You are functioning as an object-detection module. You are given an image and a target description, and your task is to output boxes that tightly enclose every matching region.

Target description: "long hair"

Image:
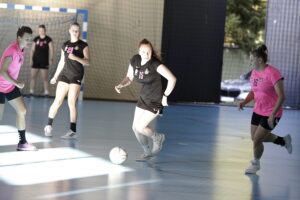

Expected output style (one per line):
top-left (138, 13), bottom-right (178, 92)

top-left (138, 39), bottom-right (161, 61)
top-left (251, 44), bottom-right (268, 63)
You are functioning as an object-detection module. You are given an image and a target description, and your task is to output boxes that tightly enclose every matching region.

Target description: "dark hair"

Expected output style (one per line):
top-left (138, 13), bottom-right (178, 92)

top-left (251, 44), bottom-right (268, 63)
top-left (138, 38), bottom-right (161, 61)
top-left (17, 26), bottom-right (32, 38)
top-left (38, 24), bottom-right (46, 30)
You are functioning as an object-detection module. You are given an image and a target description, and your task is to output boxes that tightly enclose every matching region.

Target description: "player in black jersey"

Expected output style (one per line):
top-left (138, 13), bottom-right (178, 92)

top-left (115, 39), bottom-right (176, 160)
top-left (29, 25), bottom-right (53, 97)
top-left (44, 22), bottom-right (90, 139)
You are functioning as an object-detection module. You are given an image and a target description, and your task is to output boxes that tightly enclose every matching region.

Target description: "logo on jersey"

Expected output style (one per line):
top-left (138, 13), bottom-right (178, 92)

top-left (253, 78), bottom-right (264, 87)
top-left (135, 69), bottom-right (138, 76)
top-left (39, 41), bottom-right (44, 47)
top-left (138, 71), bottom-right (144, 79)
top-left (145, 68), bottom-right (149, 75)
top-left (65, 46), bottom-right (74, 54)
top-left (76, 80), bottom-right (81, 83)
top-left (75, 46), bottom-right (79, 50)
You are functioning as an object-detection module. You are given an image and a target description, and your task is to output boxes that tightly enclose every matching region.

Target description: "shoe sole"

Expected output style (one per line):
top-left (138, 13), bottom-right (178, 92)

top-left (17, 148), bottom-right (38, 151)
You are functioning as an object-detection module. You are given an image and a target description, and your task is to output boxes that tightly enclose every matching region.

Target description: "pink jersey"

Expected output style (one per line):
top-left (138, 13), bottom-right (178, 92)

top-left (0, 42), bottom-right (25, 93)
top-left (250, 65), bottom-right (283, 117)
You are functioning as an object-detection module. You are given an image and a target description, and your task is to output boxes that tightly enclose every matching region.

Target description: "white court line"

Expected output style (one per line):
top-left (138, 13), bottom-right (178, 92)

top-left (0, 125), bottom-right (50, 146)
top-left (36, 179), bottom-right (160, 199)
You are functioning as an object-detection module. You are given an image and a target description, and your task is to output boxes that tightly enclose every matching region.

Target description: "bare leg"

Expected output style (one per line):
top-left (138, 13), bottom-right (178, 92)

top-left (67, 84), bottom-right (81, 123)
top-left (8, 96), bottom-right (26, 130)
top-left (48, 81), bottom-right (69, 118)
top-left (40, 69), bottom-right (49, 94)
top-left (0, 104), bottom-right (4, 121)
top-left (30, 68), bottom-right (39, 94)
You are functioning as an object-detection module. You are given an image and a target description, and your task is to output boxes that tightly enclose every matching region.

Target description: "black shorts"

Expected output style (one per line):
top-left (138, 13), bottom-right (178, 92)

top-left (0, 87), bottom-right (22, 104)
top-left (32, 63), bottom-right (49, 69)
top-left (251, 112), bottom-right (280, 130)
top-left (60, 75), bottom-right (82, 85)
top-left (137, 97), bottom-right (163, 115)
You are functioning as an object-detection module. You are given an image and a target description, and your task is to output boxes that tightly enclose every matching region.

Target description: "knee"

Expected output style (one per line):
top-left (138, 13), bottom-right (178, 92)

top-left (68, 101), bottom-right (76, 109)
top-left (253, 136), bottom-right (263, 145)
top-left (135, 124), bottom-right (145, 134)
top-left (17, 107), bottom-right (27, 116)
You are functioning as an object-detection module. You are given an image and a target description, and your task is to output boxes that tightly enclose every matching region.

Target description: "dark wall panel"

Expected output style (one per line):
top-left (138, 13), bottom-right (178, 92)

top-left (162, 0), bottom-right (227, 102)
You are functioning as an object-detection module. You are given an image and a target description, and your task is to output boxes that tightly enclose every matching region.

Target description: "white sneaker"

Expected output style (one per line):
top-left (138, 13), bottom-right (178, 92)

top-left (283, 134), bottom-right (292, 154)
top-left (61, 130), bottom-right (77, 139)
top-left (152, 133), bottom-right (165, 155)
top-left (245, 160), bottom-right (260, 174)
top-left (44, 125), bottom-right (53, 137)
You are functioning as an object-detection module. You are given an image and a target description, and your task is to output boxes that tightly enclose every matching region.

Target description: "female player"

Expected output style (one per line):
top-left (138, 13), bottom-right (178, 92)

top-left (29, 25), bottom-right (53, 97)
top-left (115, 39), bottom-right (176, 160)
top-left (0, 26), bottom-right (37, 151)
top-left (238, 44), bottom-right (292, 174)
top-left (44, 22), bottom-right (89, 138)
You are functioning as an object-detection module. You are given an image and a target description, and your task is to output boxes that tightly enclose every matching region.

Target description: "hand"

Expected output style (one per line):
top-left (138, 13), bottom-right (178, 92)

top-left (162, 96), bottom-right (168, 106)
top-left (50, 77), bottom-right (57, 85)
top-left (16, 81), bottom-right (25, 89)
top-left (114, 84), bottom-right (123, 93)
top-left (237, 101), bottom-right (245, 111)
top-left (68, 54), bottom-right (77, 61)
top-left (268, 115), bottom-right (275, 129)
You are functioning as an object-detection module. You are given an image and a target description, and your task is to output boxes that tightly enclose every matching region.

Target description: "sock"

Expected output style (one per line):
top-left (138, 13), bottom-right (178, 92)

top-left (70, 122), bottom-right (76, 132)
top-left (273, 136), bottom-right (285, 146)
top-left (44, 90), bottom-right (49, 95)
top-left (151, 132), bottom-right (158, 140)
top-left (18, 130), bottom-right (27, 144)
top-left (47, 118), bottom-right (54, 126)
top-left (252, 158), bottom-right (260, 165)
top-left (142, 145), bottom-right (151, 154)
top-left (30, 89), bottom-right (34, 94)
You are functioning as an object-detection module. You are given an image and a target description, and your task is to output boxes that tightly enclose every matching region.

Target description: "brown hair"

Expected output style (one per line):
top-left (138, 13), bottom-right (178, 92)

top-left (251, 44), bottom-right (268, 63)
top-left (138, 39), bottom-right (161, 61)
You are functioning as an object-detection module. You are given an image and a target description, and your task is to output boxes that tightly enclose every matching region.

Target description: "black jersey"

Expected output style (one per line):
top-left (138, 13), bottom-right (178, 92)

top-left (33, 36), bottom-right (52, 65)
top-left (60, 40), bottom-right (88, 81)
top-left (130, 54), bottom-right (163, 104)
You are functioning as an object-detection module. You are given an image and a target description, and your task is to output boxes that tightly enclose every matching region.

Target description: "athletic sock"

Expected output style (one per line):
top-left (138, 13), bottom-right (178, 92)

top-left (47, 118), bottom-right (54, 126)
top-left (18, 130), bottom-right (27, 144)
top-left (70, 122), bottom-right (76, 132)
top-left (273, 136), bottom-right (285, 146)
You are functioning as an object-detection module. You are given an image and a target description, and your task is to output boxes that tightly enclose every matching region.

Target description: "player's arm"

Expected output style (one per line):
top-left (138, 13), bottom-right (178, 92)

top-left (68, 46), bottom-right (90, 66)
top-left (48, 41), bottom-right (54, 66)
top-left (29, 42), bottom-right (36, 66)
top-left (114, 64), bottom-right (134, 93)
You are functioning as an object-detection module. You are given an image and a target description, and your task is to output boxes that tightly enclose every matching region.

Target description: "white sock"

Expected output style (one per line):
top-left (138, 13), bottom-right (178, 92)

top-left (142, 145), bottom-right (150, 153)
top-left (44, 90), bottom-right (49, 95)
top-left (30, 89), bottom-right (34, 94)
top-left (151, 132), bottom-right (158, 140)
top-left (252, 158), bottom-right (260, 165)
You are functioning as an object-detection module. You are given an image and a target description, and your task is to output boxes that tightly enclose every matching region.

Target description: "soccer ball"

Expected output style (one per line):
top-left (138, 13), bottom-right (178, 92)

top-left (109, 146), bottom-right (128, 165)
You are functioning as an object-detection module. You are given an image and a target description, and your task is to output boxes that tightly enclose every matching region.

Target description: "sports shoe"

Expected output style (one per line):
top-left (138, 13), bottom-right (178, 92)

top-left (17, 142), bottom-right (38, 151)
top-left (44, 125), bottom-right (53, 137)
top-left (135, 152), bottom-right (153, 162)
top-left (245, 160), bottom-right (260, 174)
top-left (283, 134), bottom-right (292, 154)
top-left (151, 133), bottom-right (165, 155)
top-left (61, 130), bottom-right (77, 139)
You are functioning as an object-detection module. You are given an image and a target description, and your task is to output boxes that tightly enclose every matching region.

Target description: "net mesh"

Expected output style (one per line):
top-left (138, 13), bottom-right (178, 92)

top-left (0, 8), bottom-right (83, 95)
top-left (0, 1), bottom-right (164, 102)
